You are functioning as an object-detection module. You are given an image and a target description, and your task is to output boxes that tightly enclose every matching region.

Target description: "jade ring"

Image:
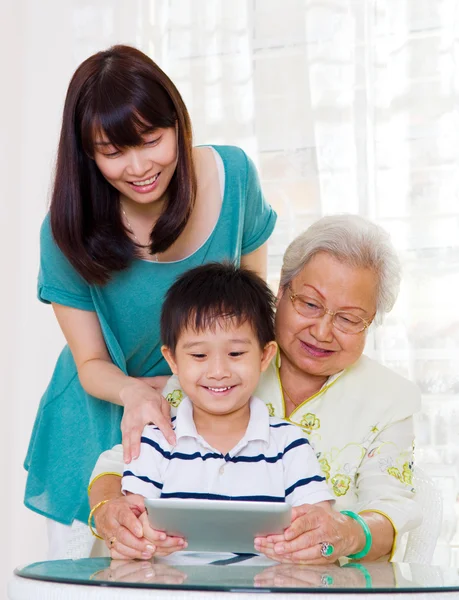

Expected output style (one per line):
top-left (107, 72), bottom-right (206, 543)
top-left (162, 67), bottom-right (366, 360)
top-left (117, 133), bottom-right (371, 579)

top-left (320, 542), bottom-right (335, 557)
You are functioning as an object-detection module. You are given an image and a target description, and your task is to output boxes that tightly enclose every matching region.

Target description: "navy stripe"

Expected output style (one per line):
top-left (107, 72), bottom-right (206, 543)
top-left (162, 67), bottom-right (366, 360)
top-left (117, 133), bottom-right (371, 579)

top-left (141, 437), bottom-right (222, 461)
top-left (123, 471), bottom-right (163, 490)
top-left (284, 437), bottom-right (310, 452)
top-left (269, 422), bottom-right (292, 428)
top-left (228, 452), bottom-right (283, 464)
top-left (228, 438), bottom-right (309, 462)
top-left (160, 492), bottom-right (285, 502)
top-left (142, 435), bottom-right (309, 464)
top-left (285, 475), bottom-right (326, 497)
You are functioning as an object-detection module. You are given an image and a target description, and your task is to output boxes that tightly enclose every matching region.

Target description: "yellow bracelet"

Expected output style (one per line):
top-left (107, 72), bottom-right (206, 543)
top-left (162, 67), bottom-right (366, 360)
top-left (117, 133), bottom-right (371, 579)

top-left (88, 499), bottom-right (110, 540)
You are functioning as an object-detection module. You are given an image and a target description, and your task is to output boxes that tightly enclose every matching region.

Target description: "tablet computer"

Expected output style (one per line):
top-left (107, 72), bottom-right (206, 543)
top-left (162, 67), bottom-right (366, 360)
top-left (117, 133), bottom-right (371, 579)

top-left (145, 498), bottom-right (292, 553)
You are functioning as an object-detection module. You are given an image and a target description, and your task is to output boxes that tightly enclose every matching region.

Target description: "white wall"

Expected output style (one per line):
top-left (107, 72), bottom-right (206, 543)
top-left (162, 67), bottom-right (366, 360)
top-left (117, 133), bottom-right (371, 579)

top-left (1, 0), bottom-right (144, 589)
top-left (3, 0), bottom-right (70, 587)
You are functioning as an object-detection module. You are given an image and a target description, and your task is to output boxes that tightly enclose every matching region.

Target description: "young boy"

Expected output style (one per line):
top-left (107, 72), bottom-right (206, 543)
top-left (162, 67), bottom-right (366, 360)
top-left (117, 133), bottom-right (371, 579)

top-left (121, 263), bottom-right (333, 553)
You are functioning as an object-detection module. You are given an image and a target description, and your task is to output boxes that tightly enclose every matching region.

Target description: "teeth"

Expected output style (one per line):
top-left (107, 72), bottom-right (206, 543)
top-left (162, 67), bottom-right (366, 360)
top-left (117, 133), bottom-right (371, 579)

top-left (131, 173), bottom-right (159, 186)
top-left (207, 386), bottom-right (232, 392)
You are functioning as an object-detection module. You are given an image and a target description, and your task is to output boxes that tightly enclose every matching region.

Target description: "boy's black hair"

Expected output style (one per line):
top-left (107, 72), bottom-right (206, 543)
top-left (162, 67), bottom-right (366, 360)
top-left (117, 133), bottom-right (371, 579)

top-left (161, 262), bottom-right (276, 352)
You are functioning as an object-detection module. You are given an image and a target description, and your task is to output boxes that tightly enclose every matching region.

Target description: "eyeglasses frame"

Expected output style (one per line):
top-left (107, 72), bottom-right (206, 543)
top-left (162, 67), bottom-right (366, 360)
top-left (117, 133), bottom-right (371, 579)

top-left (287, 284), bottom-right (373, 335)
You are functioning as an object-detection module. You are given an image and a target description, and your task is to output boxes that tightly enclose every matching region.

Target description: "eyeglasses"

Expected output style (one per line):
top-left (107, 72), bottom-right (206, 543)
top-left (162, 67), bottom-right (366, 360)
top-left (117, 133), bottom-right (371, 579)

top-left (288, 285), bottom-right (372, 335)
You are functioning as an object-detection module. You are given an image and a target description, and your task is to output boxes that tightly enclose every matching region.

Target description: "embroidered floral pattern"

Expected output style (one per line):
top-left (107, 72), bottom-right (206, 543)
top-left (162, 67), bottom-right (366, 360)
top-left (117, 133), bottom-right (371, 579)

top-left (266, 403), bottom-right (275, 417)
top-left (331, 474), bottom-right (351, 496)
top-left (319, 458), bottom-right (331, 481)
top-left (166, 389), bottom-right (183, 407)
top-left (402, 462), bottom-right (413, 485)
top-left (300, 413), bottom-right (320, 433)
top-left (387, 461), bottom-right (413, 485)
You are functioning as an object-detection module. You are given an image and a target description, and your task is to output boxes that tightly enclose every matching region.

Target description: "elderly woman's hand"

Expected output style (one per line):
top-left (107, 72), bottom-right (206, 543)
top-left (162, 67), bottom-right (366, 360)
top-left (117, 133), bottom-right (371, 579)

top-left (94, 494), bottom-right (186, 559)
top-left (254, 503), bottom-right (365, 564)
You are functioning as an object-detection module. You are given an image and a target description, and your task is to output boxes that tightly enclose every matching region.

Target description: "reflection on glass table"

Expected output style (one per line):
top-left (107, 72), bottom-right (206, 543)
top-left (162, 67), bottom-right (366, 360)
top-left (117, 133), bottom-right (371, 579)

top-left (14, 554), bottom-right (459, 593)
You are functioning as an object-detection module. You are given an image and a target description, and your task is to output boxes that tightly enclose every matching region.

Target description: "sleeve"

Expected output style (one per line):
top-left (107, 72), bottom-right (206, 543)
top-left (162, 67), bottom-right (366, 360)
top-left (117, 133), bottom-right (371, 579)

top-left (282, 427), bottom-right (335, 507)
top-left (88, 444), bottom-right (124, 493)
top-left (38, 214), bottom-right (94, 310)
top-left (121, 426), bottom-right (166, 499)
top-left (353, 414), bottom-right (423, 552)
top-left (241, 153), bottom-right (277, 256)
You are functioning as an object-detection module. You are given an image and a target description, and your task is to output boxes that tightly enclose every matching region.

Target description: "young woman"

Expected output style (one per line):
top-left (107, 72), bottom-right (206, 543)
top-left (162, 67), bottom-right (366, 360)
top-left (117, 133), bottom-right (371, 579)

top-left (24, 45), bottom-right (276, 556)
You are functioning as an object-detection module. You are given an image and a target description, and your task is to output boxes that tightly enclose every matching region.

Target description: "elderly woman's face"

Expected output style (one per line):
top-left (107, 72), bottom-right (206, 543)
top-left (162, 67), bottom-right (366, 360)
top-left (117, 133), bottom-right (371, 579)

top-left (275, 252), bottom-right (378, 378)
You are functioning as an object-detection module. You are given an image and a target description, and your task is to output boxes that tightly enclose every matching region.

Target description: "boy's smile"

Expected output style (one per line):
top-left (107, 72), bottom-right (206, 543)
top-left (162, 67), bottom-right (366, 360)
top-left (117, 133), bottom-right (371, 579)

top-left (162, 319), bottom-right (276, 420)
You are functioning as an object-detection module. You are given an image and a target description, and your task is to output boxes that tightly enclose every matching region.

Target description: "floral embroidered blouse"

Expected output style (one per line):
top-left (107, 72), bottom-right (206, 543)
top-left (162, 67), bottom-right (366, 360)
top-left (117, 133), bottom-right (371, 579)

top-left (90, 353), bottom-right (422, 557)
top-left (252, 353), bottom-right (422, 555)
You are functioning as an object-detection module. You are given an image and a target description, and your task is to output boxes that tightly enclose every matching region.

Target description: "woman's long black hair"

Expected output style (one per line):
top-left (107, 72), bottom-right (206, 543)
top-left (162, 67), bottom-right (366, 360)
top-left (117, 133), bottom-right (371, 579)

top-left (50, 45), bottom-right (196, 284)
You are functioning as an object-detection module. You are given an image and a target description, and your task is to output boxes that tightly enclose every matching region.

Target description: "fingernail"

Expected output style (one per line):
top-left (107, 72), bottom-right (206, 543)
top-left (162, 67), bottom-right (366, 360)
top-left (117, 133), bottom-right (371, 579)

top-left (159, 533), bottom-right (166, 541)
top-left (183, 542), bottom-right (188, 548)
top-left (144, 571), bottom-right (153, 578)
top-left (141, 552), bottom-right (152, 558)
top-left (146, 545), bottom-right (155, 552)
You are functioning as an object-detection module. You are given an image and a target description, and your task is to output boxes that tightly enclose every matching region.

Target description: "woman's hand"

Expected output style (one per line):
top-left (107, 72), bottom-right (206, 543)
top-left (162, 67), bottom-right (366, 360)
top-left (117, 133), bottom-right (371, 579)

top-left (120, 378), bottom-right (175, 462)
top-left (94, 494), bottom-right (153, 559)
top-left (254, 503), bottom-right (365, 564)
top-left (94, 494), bottom-right (186, 559)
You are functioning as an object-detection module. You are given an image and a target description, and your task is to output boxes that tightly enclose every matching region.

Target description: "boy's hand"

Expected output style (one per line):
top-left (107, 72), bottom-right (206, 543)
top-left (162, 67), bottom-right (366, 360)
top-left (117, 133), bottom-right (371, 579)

top-left (138, 512), bottom-right (187, 557)
top-left (119, 379), bottom-right (176, 462)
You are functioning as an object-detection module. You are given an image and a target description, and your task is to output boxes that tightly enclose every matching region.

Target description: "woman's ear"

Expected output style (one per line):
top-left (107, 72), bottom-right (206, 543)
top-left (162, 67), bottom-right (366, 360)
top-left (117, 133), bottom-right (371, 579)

top-left (260, 341), bottom-right (277, 372)
top-left (161, 345), bottom-right (178, 375)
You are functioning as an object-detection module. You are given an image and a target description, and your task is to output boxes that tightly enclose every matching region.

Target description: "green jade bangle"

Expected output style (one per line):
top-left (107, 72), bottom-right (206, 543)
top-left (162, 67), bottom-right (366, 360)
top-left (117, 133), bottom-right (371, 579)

top-left (340, 510), bottom-right (373, 560)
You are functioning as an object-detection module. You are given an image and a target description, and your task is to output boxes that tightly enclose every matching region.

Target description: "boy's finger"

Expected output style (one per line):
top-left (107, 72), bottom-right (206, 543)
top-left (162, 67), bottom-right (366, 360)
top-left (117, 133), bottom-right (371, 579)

top-left (154, 542), bottom-right (188, 556)
top-left (155, 536), bottom-right (186, 548)
top-left (111, 540), bottom-right (155, 560)
top-left (263, 533), bottom-right (285, 544)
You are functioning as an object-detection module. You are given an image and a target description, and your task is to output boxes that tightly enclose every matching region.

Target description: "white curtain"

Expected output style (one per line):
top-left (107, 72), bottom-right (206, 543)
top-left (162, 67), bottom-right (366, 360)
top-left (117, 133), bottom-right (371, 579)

top-left (3, 0), bottom-right (459, 586)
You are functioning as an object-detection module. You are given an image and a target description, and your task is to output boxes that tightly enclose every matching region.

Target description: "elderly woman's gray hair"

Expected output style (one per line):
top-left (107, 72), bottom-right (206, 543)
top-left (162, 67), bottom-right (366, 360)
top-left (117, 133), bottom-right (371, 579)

top-left (280, 214), bottom-right (401, 325)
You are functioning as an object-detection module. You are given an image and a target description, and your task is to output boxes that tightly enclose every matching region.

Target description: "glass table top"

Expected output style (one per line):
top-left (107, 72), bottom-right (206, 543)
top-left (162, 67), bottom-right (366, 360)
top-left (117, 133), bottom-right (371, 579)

top-left (14, 553), bottom-right (459, 593)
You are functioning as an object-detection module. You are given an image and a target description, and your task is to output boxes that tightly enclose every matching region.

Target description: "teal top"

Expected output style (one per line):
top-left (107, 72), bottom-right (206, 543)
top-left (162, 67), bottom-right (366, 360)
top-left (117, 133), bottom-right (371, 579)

top-left (24, 145), bottom-right (277, 525)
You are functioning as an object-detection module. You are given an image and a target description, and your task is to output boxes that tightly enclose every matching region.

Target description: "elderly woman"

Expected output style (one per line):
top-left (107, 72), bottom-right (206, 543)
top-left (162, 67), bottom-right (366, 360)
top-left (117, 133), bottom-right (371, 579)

top-left (88, 214), bottom-right (421, 563)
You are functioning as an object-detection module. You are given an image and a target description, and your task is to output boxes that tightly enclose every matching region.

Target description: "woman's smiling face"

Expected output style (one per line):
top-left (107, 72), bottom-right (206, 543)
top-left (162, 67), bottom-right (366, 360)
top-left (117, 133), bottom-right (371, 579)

top-left (275, 252), bottom-right (378, 379)
top-left (93, 126), bottom-right (178, 207)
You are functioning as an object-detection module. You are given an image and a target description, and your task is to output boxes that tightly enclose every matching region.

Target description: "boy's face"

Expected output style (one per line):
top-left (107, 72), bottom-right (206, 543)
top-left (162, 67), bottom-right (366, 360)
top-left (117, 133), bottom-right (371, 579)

top-left (162, 319), bottom-right (277, 417)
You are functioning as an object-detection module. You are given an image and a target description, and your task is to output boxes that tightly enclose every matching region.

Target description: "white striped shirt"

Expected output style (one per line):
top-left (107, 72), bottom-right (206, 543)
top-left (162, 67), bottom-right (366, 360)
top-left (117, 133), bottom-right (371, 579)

top-left (122, 396), bottom-right (333, 506)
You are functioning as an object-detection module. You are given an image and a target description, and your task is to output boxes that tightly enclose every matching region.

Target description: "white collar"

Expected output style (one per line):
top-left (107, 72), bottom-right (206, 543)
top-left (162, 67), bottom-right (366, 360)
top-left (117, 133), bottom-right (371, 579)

top-left (174, 396), bottom-right (270, 447)
top-left (275, 350), bottom-right (344, 391)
